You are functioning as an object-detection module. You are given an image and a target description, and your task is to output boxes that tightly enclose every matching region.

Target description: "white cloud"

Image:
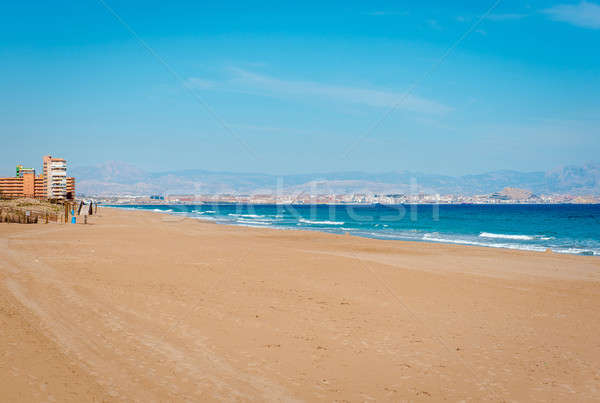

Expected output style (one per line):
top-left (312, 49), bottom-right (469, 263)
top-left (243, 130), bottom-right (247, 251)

top-left (486, 13), bottom-right (528, 21)
top-left (367, 11), bottom-right (388, 16)
top-left (185, 68), bottom-right (451, 115)
top-left (457, 13), bottom-right (528, 23)
top-left (427, 19), bottom-right (442, 30)
top-left (184, 78), bottom-right (215, 89)
top-left (366, 10), bottom-right (408, 17)
top-left (544, 1), bottom-right (600, 29)
top-left (226, 68), bottom-right (451, 115)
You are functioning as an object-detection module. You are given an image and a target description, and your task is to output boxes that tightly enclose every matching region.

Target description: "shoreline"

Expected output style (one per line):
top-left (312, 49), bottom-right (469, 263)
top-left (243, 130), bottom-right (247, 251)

top-left (1, 207), bottom-right (599, 400)
top-left (102, 201), bottom-right (600, 206)
top-left (105, 204), bottom-right (600, 257)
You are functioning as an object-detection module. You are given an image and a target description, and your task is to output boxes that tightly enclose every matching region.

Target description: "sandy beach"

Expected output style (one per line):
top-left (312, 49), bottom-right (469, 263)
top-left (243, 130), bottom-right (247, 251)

top-left (1, 207), bottom-right (599, 401)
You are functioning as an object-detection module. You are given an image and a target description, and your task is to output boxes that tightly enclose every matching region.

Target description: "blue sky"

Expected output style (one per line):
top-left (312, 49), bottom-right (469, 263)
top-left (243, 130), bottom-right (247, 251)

top-left (1, 0), bottom-right (599, 175)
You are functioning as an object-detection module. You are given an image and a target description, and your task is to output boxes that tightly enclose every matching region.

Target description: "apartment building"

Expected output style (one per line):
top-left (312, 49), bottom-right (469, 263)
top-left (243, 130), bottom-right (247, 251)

top-left (0, 155), bottom-right (75, 199)
top-left (43, 155), bottom-right (68, 198)
top-left (16, 165), bottom-right (35, 177)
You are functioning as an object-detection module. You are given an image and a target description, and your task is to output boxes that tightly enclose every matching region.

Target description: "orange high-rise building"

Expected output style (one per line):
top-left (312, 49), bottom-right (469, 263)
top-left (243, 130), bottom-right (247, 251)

top-left (0, 155), bottom-right (75, 199)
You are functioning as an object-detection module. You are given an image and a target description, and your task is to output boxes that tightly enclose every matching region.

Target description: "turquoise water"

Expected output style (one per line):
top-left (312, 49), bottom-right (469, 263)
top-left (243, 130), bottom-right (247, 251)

top-left (109, 204), bottom-right (600, 256)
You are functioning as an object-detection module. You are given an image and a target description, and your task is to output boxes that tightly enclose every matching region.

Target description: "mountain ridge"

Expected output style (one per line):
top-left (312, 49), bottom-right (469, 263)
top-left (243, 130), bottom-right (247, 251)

top-left (70, 161), bottom-right (600, 196)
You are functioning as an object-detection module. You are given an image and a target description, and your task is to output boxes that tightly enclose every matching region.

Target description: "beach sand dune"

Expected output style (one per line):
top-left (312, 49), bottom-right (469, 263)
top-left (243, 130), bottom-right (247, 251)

top-left (1, 208), bottom-right (599, 401)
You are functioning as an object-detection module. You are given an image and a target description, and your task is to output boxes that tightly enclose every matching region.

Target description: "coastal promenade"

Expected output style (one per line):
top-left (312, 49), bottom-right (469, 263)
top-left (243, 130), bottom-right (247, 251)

top-left (1, 208), bottom-right (599, 401)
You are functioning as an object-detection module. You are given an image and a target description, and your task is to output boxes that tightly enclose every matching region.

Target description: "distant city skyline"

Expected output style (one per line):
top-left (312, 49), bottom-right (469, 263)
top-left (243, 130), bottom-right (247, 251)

top-left (69, 160), bottom-right (600, 197)
top-left (1, 1), bottom-right (599, 175)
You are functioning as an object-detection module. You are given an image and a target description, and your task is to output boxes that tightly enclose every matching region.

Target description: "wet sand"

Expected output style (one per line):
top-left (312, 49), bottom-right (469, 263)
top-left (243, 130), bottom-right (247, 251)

top-left (1, 207), bottom-right (599, 401)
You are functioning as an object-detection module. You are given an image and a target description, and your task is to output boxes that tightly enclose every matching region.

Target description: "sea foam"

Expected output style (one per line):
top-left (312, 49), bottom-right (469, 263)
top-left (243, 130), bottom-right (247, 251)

top-left (479, 232), bottom-right (535, 241)
top-left (424, 233), bottom-right (547, 252)
top-left (298, 218), bottom-right (344, 225)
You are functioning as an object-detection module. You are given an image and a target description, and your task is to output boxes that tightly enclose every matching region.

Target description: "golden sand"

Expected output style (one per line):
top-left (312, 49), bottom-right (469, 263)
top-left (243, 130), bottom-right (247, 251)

top-left (1, 207), bottom-right (599, 401)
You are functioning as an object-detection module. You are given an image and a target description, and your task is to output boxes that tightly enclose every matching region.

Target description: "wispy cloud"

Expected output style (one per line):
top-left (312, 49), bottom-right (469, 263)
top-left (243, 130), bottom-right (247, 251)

top-left (366, 10), bottom-right (409, 17)
top-left (543, 1), bottom-right (600, 29)
top-left (486, 13), bottom-right (528, 21)
top-left (457, 13), bottom-right (528, 23)
top-left (232, 68), bottom-right (451, 115)
top-left (427, 19), bottom-right (442, 30)
top-left (229, 123), bottom-right (325, 136)
top-left (367, 11), bottom-right (388, 16)
top-left (184, 78), bottom-right (215, 90)
top-left (186, 68), bottom-right (452, 115)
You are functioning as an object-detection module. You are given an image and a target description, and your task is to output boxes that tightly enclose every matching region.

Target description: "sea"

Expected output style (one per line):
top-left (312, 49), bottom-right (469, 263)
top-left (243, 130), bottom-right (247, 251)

top-left (108, 204), bottom-right (600, 256)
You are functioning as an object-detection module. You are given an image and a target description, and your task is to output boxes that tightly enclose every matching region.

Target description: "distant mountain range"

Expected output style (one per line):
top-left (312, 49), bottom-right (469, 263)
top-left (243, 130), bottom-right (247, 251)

top-left (71, 161), bottom-right (600, 196)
